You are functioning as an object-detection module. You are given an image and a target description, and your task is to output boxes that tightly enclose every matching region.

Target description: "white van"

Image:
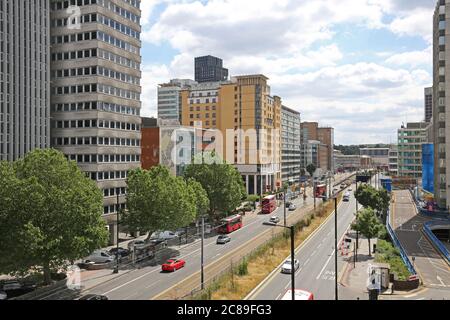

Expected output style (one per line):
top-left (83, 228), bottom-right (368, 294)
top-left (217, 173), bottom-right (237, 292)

top-left (84, 250), bottom-right (115, 264)
top-left (150, 231), bottom-right (178, 241)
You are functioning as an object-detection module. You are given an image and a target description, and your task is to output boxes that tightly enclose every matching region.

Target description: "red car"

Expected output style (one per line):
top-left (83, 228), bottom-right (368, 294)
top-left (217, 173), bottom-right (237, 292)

top-left (161, 259), bottom-right (186, 272)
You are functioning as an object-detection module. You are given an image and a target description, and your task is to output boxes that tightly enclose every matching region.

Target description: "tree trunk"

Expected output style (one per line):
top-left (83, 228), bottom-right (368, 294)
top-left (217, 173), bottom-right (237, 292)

top-left (43, 261), bottom-right (52, 286)
top-left (368, 238), bottom-right (372, 257)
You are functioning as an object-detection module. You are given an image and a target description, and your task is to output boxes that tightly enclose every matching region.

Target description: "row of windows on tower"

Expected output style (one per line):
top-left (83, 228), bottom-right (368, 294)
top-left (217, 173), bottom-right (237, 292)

top-left (51, 48), bottom-right (140, 70)
top-left (51, 0), bottom-right (140, 23)
top-left (51, 65), bottom-right (140, 85)
top-left (52, 119), bottom-right (140, 131)
top-left (51, 31), bottom-right (139, 55)
top-left (51, 12), bottom-right (140, 40)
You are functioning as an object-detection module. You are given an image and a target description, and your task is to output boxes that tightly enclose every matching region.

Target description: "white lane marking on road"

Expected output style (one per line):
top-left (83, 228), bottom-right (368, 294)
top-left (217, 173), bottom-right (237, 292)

top-left (276, 293), bottom-right (281, 300)
top-left (102, 268), bottom-right (162, 295)
top-left (437, 276), bottom-right (447, 287)
top-left (311, 250), bottom-right (317, 256)
top-left (316, 249), bottom-right (335, 280)
top-left (304, 258), bottom-right (311, 265)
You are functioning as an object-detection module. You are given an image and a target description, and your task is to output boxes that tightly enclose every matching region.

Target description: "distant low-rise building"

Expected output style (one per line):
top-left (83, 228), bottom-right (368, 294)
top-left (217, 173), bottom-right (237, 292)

top-left (300, 122), bottom-right (334, 173)
top-left (360, 148), bottom-right (390, 171)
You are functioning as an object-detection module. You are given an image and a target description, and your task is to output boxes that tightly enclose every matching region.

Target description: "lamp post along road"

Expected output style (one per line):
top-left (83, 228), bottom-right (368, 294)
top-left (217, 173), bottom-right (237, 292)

top-left (334, 195), bottom-right (338, 300)
top-left (263, 222), bottom-right (296, 300)
top-left (201, 215), bottom-right (205, 290)
top-left (113, 194), bottom-right (120, 274)
top-left (284, 189), bottom-right (287, 227)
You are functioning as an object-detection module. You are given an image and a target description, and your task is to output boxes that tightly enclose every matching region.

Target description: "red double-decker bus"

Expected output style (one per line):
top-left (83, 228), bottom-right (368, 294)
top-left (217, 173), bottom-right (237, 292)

top-left (262, 195), bottom-right (277, 214)
top-left (315, 184), bottom-right (327, 198)
top-left (218, 214), bottom-right (243, 234)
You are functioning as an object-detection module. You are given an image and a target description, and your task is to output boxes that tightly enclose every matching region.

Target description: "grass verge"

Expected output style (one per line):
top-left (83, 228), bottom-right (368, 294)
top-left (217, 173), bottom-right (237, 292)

top-left (192, 196), bottom-right (342, 300)
top-left (375, 239), bottom-right (410, 281)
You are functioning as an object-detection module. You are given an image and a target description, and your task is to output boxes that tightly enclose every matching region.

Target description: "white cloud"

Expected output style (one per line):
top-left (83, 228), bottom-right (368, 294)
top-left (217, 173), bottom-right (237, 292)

top-left (139, 0), bottom-right (435, 144)
top-left (385, 46), bottom-right (432, 67)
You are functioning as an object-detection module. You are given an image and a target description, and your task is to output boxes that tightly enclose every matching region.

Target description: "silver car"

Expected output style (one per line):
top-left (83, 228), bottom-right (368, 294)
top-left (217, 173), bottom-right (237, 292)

top-left (217, 235), bottom-right (231, 244)
top-left (281, 259), bottom-right (300, 274)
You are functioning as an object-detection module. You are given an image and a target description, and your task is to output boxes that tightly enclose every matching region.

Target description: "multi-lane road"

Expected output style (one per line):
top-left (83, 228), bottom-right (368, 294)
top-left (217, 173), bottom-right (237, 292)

top-left (80, 173), bottom-right (353, 300)
top-left (248, 183), bottom-right (358, 300)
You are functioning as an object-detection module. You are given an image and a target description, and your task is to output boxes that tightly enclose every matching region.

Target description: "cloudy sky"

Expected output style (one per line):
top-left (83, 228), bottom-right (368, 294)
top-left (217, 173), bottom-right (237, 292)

top-left (139, 0), bottom-right (435, 145)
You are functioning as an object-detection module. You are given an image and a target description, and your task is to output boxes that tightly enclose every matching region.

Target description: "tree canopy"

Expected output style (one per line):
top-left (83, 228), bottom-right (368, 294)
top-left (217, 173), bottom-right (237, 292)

top-left (355, 184), bottom-right (391, 221)
top-left (184, 152), bottom-right (246, 222)
top-left (306, 163), bottom-right (316, 178)
top-left (351, 208), bottom-right (383, 257)
top-left (124, 166), bottom-right (203, 237)
top-left (0, 149), bottom-right (108, 284)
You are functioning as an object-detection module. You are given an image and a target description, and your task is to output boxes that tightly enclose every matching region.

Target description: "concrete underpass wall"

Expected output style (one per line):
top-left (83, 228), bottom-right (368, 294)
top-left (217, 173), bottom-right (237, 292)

top-left (423, 222), bottom-right (450, 264)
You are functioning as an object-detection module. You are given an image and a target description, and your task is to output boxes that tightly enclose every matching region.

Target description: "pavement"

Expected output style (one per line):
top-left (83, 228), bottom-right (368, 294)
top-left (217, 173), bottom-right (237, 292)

top-left (339, 235), bottom-right (377, 300)
top-left (391, 190), bottom-right (450, 290)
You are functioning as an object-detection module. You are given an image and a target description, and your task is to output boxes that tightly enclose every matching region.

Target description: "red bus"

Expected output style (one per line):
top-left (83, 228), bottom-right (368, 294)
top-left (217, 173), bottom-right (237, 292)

top-left (262, 195), bottom-right (277, 214)
top-left (218, 214), bottom-right (243, 234)
top-left (315, 184), bottom-right (327, 198)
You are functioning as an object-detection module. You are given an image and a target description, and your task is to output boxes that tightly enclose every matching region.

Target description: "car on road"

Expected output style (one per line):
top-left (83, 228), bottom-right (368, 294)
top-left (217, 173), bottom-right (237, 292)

top-left (216, 235), bottom-right (231, 244)
top-left (281, 259), bottom-right (300, 274)
top-left (127, 239), bottom-right (147, 250)
top-left (281, 289), bottom-right (314, 300)
top-left (79, 294), bottom-right (109, 300)
top-left (285, 201), bottom-right (293, 208)
top-left (109, 247), bottom-right (130, 258)
top-left (269, 216), bottom-right (281, 224)
top-left (151, 231), bottom-right (179, 241)
top-left (343, 192), bottom-right (351, 202)
top-left (161, 259), bottom-right (186, 272)
top-left (288, 203), bottom-right (296, 211)
top-left (348, 187), bottom-right (353, 192)
top-left (340, 183), bottom-right (346, 189)
top-left (84, 250), bottom-right (115, 264)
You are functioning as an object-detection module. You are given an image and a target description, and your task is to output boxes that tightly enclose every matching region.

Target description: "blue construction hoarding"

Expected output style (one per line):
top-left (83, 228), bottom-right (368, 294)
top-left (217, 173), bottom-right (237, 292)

top-left (381, 179), bottom-right (392, 192)
top-left (422, 144), bottom-right (434, 193)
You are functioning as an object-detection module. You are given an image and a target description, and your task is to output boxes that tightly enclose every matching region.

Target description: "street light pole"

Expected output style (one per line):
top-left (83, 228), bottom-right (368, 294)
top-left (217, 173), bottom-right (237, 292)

top-left (263, 222), bottom-right (296, 301)
top-left (201, 215), bottom-right (205, 290)
top-left (334, 196), bottom-right (338, 300)
top-left (355, 180), bottom-right (359, 252)
top-left (284, 188), bottom-right (287, 227)
top-left (313, 181), bottom-right (316, 210)
top-left (113, 194), bottom-right (120, 274)
top-left (290, 226), bottom-right (295, 301)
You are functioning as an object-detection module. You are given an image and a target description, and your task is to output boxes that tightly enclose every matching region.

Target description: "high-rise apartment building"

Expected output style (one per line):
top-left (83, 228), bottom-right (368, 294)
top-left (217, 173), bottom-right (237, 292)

top-left (425, 87), bottom-right (433, 123)
top-left (433, 0), bottom-right (450, 208)
top-left (49, 0), bottom-right (142, 243)
top-left (195, 56), bottom-right (229, 83)
top-left (180, 74), bottom-right (282, 195)
top-left (0, 0), bottom-right (51, 161)
top-left (158, 79), bottom-right (197, 123)
top-left (281, 106), bottom-right (301, 185)
top-left (398, 122), bottom-right (430, 179)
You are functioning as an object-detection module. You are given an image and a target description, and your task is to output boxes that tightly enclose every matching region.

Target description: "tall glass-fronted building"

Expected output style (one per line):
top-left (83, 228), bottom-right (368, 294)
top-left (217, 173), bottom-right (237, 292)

top-left (0, 0), bottom-right (51, 161)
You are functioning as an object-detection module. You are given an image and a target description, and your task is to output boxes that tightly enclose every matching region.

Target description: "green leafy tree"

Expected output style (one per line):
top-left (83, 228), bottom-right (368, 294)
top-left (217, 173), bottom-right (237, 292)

top-left (124, 166), bottom-right (197, 238)
top-left (187, 179), bottom-right (210, 219)
top-left (351, 208), bottom-right (383, 257)
top-left (184, 152), bottom-right (246, 222)
top-left (355, 184), bottom-right (391, 223)
top-left (306, 163), bottom-right (316, 178)
top-left (0, 149), bottom-right (108, 284)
